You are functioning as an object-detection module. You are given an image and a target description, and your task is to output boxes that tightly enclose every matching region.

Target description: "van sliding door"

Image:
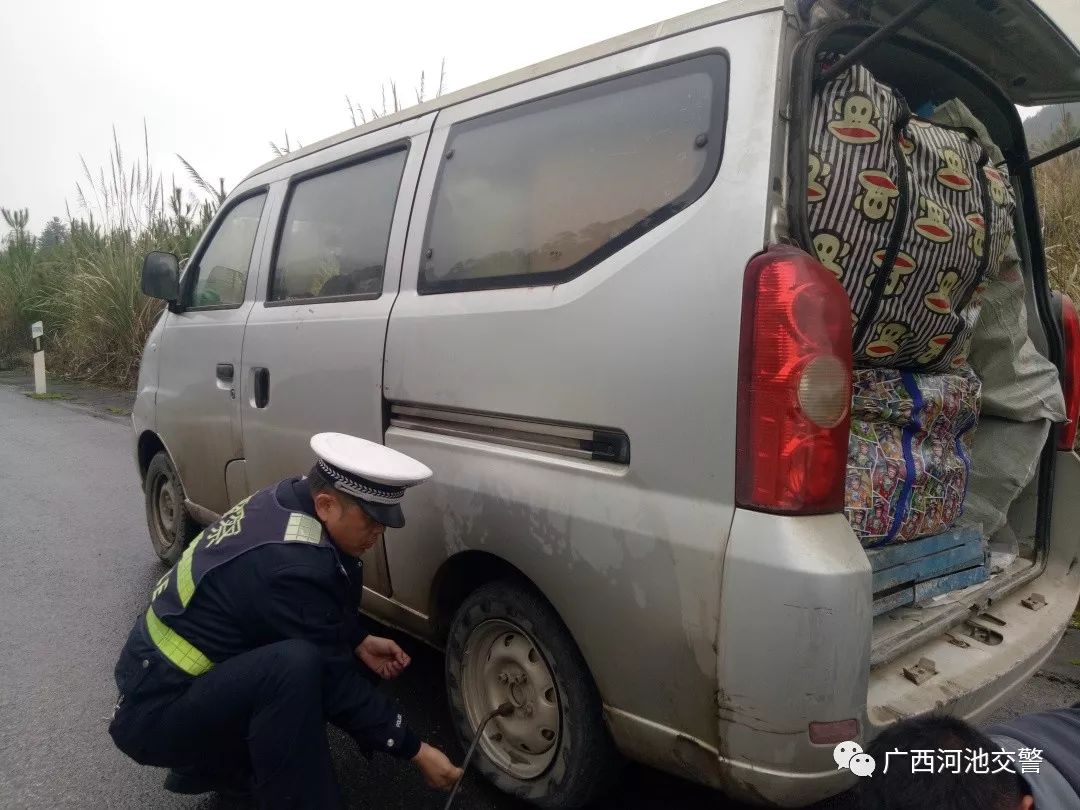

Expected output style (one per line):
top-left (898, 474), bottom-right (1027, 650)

top-left (238, 113), bottom-right (435, 596)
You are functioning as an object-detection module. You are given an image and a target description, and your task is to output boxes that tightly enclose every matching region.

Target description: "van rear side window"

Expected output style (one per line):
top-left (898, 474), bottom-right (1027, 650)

top-left (419, 53), bottom-right (728, 294)
top-left (269, 148), bottom-right (408, 303)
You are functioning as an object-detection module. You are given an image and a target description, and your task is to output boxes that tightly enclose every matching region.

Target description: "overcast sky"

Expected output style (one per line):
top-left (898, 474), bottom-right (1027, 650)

top-left (0, 0), bottom-right (719, 234)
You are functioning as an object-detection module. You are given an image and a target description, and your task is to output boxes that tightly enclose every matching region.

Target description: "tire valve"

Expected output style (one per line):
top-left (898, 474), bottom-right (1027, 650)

top-left (443, 702), bottom-right (515, 810)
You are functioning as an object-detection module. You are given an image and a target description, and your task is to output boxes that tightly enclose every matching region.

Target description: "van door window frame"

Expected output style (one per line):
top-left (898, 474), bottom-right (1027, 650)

top-left (263, 142), bottom-right (411, 308)
top-left (416, 50), bottom-right (730, 295)
top-left (178, 186), bottom-right (269, 313)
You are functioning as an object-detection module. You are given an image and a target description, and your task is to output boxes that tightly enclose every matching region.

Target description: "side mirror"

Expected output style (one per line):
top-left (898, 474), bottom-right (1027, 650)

top-left (141, 251), bottom-right (180, 303)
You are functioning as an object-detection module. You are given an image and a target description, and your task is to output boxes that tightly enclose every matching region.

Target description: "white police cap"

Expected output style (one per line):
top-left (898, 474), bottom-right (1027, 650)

top-left (309, 433), bottom-right (432, 528)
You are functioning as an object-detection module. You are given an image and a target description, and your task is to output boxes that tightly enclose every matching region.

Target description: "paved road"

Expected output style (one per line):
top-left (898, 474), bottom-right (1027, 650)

top-left (1, 382), bottom-right (1077, 809)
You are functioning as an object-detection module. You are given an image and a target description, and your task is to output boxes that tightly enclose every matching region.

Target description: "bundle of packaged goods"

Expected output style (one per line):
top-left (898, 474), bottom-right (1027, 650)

top-left (804, 58), bottom-right (1029, 603)
top-left (808, 64), bottom-right (1014, 376)
top-left (845, 366), bottom-right (980, 547)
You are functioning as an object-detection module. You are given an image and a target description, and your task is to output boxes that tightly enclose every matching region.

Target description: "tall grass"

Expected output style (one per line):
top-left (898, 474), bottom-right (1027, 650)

top-left (0, 127), bottom-right (216, 385)
top-left (1, 69), bottom-right (445, 388)
top-left (0, 208), bottom-right (41, 361)
top-left (1034, 114), bottom-right (1080, 302)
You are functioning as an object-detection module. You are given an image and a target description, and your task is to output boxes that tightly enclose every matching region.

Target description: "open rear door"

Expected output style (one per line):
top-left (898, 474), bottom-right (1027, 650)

top-left (813, 0), bottom-right (1080, 104)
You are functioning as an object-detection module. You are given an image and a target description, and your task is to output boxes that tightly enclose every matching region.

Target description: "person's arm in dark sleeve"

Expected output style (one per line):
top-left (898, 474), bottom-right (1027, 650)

top-left (252, 556), bottom-right (421, 759)
top-left (339, 554), bottom-right (370, 650)
top-left (345, 611), bottom-right (369, 651)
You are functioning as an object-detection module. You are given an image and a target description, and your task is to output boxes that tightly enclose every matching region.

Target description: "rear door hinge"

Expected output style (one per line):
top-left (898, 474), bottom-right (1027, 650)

top-left (903, 657), bottom-right (938, 685)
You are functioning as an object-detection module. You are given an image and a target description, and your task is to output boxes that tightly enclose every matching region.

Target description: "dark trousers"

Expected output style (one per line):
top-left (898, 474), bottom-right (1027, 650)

top-left (110, 636), bottom-right (342, 809)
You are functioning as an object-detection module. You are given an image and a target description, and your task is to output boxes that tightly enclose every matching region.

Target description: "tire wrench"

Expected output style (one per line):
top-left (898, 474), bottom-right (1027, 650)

top-left (443, 702), bottom-right (515, 810)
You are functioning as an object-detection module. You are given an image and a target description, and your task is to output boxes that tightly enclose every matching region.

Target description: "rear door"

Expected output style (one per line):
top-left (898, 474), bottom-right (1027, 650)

top-left (855, 0), bottom-right (1080, 104)
top-left (154, 190), bottom-right (270, 515)
top-left (239, 114), bottom-right (434, 594)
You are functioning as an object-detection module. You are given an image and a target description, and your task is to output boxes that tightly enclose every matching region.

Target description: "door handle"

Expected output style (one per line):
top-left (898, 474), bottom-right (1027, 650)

top-left (253, 367), bottom-right (270, 408)
top-left (216, 363), bottom-right (234, 383)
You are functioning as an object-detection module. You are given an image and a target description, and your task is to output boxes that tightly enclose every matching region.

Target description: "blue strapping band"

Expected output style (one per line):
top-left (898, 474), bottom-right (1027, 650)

top-left (884, 372), bottom-right (923, 545)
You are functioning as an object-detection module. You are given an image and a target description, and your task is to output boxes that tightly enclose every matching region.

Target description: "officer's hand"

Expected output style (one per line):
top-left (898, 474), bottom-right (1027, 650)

top-left (412, 742), bottom-right (464, 791)
top-left (356, 635), bottom-right (411, 679)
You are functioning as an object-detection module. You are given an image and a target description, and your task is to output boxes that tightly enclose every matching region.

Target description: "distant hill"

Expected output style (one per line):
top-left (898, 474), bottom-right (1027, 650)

top-left (1023, 103), bottom-right (1080, 148)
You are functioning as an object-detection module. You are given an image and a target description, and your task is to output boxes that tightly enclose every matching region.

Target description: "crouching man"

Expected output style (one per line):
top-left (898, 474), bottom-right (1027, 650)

top-left (109, 432), bottom-right (462, 808)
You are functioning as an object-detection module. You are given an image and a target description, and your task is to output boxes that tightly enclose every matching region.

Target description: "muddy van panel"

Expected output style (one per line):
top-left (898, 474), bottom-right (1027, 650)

top-left (715, 511), bottom-right (872, 806)
top-left (382, 5), bottom-right (784, 764)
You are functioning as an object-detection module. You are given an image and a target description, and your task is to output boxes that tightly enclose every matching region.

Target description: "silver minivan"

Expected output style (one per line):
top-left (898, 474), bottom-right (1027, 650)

top-left (133, 1), bottom-right (1080, 806)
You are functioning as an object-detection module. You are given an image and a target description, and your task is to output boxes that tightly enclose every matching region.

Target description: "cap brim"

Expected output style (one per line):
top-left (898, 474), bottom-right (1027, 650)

top-left (356, 499), bottom-right (405, 529)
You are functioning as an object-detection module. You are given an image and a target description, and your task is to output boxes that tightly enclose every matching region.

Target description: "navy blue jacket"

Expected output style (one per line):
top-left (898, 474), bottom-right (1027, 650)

top-left (117, 477), bottom-right (420, 759)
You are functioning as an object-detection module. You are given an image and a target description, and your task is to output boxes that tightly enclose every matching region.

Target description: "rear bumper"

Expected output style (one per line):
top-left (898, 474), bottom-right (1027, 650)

top-left (699, 451), bottom-right (1080, 807)
top-left (709, 571), bottom-right (1074, 806)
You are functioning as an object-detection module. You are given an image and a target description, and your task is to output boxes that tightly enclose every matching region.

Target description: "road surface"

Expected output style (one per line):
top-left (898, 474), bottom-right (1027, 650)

top-left (1, 381), bottom-right (1076, 809)
top-left (0, 384), bottom-right (723, 809)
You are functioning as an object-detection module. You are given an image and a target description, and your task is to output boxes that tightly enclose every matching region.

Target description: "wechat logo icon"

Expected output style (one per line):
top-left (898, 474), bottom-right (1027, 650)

top-left (834, 741), bottom-right (876, 777)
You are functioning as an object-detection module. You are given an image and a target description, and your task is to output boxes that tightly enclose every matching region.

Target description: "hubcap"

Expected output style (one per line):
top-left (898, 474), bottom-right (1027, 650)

top-left (154, 474), bottom-right (178, 545)
top-left (461, 619), bottom-right (560, 779)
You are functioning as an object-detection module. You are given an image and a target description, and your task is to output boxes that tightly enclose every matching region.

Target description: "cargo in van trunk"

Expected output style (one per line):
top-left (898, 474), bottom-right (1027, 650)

top-left (788, 17), bottom-right (1068, 652)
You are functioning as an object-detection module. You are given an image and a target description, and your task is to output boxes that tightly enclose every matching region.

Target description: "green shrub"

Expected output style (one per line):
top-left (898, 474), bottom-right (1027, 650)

top-left (0, 129), bottom-right (215, 386)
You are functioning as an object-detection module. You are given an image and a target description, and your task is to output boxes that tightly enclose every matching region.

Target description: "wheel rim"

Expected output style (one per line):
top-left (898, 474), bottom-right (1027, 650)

top-left (152, 472), bottom-right (178, 550)
top-left (461, 619), bottom-right (561, 779)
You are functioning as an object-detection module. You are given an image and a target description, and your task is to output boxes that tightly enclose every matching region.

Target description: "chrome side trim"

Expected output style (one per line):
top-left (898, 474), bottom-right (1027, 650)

top-left (388, 403), bottom-right (630, 464)
top-left (361, 588), bottom-right (439, 648)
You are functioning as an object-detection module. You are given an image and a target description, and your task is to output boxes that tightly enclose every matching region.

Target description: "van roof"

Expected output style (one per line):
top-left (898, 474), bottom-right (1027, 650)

top-left (244, 0), bottom-right (782, 182)
top-left (245, 0), bottom-right (1080, 184)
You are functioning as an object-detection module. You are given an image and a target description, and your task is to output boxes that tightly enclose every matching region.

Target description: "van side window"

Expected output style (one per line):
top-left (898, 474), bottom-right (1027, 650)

top-left (189, 193), bottom-right (266, 308)
top-left (269, 149), bottom-right (408, 303)
top-left (420, 53), bottom-right (728, 294)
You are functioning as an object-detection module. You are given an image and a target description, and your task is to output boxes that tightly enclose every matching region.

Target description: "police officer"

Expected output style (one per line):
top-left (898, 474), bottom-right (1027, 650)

top-left (108, 432), bottom-right (463, 807)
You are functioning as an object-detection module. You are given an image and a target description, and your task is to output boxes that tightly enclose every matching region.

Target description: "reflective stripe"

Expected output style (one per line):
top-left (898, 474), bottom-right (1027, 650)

top-left (145, 607), bottom-right (213, 676)
top-left (176, 531), bottom-right (202, 607)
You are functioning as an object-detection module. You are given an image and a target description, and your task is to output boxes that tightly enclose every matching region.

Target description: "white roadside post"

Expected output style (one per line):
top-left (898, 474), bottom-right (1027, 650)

top-left (31, 321), bottom-right (46, 394)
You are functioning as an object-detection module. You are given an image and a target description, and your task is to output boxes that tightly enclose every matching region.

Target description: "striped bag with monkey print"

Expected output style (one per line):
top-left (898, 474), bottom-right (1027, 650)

top-left (806, 61), bottom-right (1015, 372)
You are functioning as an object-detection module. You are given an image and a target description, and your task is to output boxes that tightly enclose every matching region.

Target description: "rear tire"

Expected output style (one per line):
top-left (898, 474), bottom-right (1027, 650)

top-left (444, 580), bottom-right (622, 808)
top-left (144, 451), bottom-right (199, 566)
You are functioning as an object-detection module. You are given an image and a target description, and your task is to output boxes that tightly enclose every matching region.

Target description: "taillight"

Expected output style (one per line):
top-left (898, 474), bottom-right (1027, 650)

top-left (736, 245), bottom-right (853, 514)
top-left (1057, 292), bottom-right (1080, 451)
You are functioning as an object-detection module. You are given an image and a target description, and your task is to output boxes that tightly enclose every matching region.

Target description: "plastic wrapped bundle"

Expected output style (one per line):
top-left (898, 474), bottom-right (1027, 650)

top-left (806, 62), bottom-right (1015, 372)
top-left (845, 365), bottom-right (981, 546)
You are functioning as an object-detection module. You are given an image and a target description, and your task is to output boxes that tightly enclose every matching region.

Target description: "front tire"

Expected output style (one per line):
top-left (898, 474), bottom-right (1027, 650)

top-left (144, 451), bottom-right (199, 565)
top-left (445, 580), bottom-right (622, 808)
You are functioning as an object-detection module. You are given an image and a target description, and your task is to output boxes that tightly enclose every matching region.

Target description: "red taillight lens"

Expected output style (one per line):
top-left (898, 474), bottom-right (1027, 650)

top-left (736, 246), bottom-right (853, 514)
top-left (1058, 293), bottom-right (1080, 451)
